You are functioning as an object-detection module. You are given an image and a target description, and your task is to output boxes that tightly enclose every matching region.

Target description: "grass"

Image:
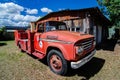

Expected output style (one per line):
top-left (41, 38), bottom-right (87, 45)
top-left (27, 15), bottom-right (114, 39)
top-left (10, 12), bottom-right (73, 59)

top-left (0, 40), bottom-right (120, 80)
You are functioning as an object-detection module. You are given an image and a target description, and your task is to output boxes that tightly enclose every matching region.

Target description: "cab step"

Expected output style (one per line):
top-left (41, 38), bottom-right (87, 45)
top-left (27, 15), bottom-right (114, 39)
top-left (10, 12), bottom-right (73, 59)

top-left (32, 51), bottom-right (45, 59)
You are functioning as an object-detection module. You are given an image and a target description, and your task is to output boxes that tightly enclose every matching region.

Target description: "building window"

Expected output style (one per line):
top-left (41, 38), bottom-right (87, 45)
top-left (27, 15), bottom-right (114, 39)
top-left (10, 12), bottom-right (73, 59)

top-left (64, 19), bottom-right (84, 32)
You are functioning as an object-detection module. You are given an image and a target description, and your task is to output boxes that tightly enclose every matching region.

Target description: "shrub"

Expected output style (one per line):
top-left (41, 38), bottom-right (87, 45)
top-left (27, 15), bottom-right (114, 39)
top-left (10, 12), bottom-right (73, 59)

top-left (0, 26), bottom-right (6, 40)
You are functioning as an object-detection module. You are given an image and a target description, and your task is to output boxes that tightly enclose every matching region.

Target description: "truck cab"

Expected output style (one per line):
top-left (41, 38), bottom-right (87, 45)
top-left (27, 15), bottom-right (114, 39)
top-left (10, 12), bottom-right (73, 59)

top-left (14, 21), bottom-right (96, 75)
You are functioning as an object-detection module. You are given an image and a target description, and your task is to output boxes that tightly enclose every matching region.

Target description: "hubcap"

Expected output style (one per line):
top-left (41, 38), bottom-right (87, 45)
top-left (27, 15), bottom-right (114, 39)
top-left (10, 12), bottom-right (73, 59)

top-left (50, 55), bottom-right (62, 71)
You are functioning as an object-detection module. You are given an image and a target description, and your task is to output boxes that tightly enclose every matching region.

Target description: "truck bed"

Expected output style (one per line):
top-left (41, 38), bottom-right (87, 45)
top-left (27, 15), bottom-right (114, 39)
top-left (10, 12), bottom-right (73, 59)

top-left (14, 30), bottom-right (35, 54)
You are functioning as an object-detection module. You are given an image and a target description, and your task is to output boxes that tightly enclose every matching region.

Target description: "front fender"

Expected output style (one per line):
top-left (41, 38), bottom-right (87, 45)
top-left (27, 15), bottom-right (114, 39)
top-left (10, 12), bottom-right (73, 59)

top-left (46, 43), bottom-right (75, 61)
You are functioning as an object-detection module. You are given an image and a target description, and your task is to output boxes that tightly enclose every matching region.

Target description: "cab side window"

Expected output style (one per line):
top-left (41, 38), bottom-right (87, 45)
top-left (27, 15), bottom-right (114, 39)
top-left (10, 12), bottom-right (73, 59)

top-left (38, 24), bottom-right (44, 33)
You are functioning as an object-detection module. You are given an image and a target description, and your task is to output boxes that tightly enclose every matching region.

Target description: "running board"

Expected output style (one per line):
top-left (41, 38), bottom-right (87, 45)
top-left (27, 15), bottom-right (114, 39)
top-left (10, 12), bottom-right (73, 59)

top-left (32, 51), bottom-right (45, 59)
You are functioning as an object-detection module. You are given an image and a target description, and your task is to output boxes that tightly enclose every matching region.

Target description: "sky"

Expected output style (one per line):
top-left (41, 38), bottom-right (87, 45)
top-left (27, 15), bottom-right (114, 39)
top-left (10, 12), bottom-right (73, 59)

top-left (0, 0), bottom-right (99, 27)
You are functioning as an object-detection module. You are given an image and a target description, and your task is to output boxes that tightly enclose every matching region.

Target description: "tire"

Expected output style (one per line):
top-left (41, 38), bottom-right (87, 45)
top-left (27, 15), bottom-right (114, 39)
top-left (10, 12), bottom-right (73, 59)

top-left (47, 50), bottom-right (68, 75)
top-left (18, 42), bottom-right (24, 52)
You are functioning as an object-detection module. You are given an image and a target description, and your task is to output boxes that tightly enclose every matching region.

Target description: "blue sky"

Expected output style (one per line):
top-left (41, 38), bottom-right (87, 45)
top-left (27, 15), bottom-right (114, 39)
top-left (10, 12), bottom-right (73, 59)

top-left (0, 0), bottom-right (99, 26)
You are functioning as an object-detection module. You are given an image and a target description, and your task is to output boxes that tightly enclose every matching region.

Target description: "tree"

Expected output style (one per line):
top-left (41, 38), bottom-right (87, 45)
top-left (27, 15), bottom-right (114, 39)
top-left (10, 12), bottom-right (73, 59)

top-left (0, 27), bottom-right (5, 34)
top-left (0, 26), bottom-right (6, 40)
top-left (97, 0), bottom-right (120, 28)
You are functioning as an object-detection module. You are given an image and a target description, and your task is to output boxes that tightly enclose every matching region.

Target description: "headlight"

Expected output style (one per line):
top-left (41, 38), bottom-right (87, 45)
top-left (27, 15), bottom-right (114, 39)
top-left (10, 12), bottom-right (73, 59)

top-left (75, 46), bottom-right (84, 55)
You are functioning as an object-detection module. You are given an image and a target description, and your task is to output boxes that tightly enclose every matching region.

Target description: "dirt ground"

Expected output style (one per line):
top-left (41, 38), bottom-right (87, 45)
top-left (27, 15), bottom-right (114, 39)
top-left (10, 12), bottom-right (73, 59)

top-left (0, 39), bottom-right (120, 80)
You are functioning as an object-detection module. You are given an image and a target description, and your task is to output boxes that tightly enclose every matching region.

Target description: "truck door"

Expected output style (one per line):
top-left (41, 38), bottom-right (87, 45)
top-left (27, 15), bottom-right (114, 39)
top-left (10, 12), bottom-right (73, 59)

top-left (34, 23), bottom-right (45, 54)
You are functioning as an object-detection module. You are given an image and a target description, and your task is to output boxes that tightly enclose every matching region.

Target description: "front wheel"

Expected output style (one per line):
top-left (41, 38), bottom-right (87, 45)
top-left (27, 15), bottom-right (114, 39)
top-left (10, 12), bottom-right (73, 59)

top-left (47, 50), bottom-right (68, 75)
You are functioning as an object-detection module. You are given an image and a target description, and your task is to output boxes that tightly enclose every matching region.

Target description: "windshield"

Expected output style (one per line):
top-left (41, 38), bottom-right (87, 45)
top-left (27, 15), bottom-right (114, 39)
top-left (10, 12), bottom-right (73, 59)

top-left (46, 21), bottom-right (67, 32)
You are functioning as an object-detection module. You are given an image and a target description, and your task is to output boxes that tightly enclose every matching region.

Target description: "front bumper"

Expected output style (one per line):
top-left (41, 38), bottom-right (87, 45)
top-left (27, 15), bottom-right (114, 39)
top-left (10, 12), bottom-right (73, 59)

top-left (71, 49), bottom-right (96, 69)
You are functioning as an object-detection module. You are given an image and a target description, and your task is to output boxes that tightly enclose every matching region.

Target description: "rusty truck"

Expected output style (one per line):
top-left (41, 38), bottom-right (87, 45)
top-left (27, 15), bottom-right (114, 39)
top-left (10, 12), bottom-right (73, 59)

top-left (14, 21), bottom-right (96, 75)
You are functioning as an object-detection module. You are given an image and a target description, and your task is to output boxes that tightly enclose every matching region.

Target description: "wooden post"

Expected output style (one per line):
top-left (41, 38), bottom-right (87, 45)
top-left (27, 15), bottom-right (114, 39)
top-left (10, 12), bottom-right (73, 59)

top-left (83, 13), bottom-right (90, 34)
top-left (30, 22), bottom-right (35, 32)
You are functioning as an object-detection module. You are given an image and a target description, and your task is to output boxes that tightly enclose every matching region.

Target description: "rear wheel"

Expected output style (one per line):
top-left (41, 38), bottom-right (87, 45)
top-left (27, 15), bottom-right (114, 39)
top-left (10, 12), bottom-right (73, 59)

top-left (18, 42), bottom-right (24, 52)
top-left (47, 50), bottom-right (68, 75)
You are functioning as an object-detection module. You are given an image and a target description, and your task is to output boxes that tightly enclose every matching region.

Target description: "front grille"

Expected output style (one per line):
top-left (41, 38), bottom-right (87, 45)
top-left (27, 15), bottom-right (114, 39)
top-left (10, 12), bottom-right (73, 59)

top-left (82, 39), bottom-right (93, 50)
top-left (77, 39), bottom-right (93, 51)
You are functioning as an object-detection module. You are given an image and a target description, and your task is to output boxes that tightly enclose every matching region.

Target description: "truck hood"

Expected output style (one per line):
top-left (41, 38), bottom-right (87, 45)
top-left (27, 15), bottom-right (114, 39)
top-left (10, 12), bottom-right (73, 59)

top-left (42, 31), bottom-right (94, 43)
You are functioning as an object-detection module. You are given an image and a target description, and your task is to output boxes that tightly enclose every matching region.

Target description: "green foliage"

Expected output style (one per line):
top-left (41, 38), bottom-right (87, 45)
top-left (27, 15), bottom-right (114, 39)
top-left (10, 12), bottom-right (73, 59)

top-left (97, 0), bottom-right (120, 28)
top-left (0, 26), bottom-right (6, 40)
top-left (0, 26), bottom-right (5, 32)
top-left (0, 26), bottom-right (5, 34)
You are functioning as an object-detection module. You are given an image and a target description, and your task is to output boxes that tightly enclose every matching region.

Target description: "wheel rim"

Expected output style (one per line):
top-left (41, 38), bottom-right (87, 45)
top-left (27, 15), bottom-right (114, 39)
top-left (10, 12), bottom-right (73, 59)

top-left (50, 54), bottom-right (62, 71)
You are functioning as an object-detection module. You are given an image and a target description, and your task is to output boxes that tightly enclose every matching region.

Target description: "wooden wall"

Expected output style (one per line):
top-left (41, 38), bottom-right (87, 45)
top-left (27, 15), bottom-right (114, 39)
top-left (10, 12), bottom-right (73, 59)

top-left (36, 12), bottom-right (108, 44)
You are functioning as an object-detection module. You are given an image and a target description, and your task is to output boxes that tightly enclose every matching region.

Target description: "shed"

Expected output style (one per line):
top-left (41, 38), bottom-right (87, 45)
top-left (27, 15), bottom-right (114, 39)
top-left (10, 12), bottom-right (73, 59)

top-left (4, 26), bottom-right (28, 40)
top-left (35, 7), bottom-right (111, 44)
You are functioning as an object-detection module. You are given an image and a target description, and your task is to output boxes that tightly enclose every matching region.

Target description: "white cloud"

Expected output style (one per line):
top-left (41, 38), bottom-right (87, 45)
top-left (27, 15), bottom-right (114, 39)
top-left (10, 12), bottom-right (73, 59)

top-left (0, 2), bottom-right (39, 26)
top-left (0, 2), bottom-right (24, 14)
top-left (41, 7), bottom-right (53, 13)
top-left (26, 9), bottom-right (38, 14)
top-left (13, 15), bottom-right (38, 22)
top-left (0, 19), bottom-right (16, 26)
top-left (59, 8), bottom-right (65, 11)
top-left (23, 15), bottom-right (38, 21)
top-left (15, 21), bottom-right (29, 26)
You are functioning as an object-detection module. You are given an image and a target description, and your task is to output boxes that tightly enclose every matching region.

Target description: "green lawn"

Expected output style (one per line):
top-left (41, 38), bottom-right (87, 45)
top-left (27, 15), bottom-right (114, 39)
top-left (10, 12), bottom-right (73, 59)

top-left (0, 40), bottom-right (120, 80)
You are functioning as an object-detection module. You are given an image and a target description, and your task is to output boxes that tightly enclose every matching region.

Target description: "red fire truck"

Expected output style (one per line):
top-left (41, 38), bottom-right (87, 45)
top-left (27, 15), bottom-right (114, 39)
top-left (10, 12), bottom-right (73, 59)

top-left (14, 21), bottom-right (96, 75)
